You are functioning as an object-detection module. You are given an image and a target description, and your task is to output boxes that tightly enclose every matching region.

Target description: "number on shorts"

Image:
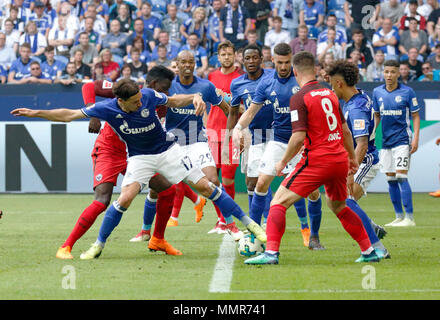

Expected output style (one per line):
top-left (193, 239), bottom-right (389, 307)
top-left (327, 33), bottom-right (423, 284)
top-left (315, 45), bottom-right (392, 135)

top-left (232, 148), bottom-right (240, 160)
top-left (396, 157), bottom-right (409, 168)
top-left (321, 97), bottom-right (337, 131)
top-left (199, 153), bottom-right (212, 165)
top-left (181, 156), bottom-right (193, 171)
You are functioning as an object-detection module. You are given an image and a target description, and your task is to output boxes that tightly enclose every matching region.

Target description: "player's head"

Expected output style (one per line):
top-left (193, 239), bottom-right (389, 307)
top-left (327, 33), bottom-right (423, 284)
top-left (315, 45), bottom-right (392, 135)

top-left (217, 40), bottom-right (235, 69)
top-left (272, 43), bottom-right (292, 78)
top-left (326, 60), bottom-right (359, 99)
top-left (243, 44), bottom-right (262, 75)
top-left (292, 51), bottom-right (316, 85)
top-left (112, 78), bottom-right (142, 113)
top-left (176, 50), bottom-right (196, 79)
top-left (145, 65), bottom-right (175, 95)
top-left (383, 59), bottom-right (400, 87)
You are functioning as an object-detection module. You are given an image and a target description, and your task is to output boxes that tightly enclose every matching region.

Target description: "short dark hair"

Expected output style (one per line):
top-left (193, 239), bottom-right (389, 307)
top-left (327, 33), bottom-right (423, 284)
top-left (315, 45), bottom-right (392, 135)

top-left (44, 45), bottom-right (55, 53)
top-left (218, 40), bottom-right (235, 54)
top-left (292, 51), bottom-right (315, 72)
top-left (243, 44), bottom-right (262, 57)
top-left (273, 42), bottom-right (292, 56)
top-left (112, 78), bottom-right (140, 100)
top-left (384, 59), bottom-right (400, 68)
top-left (145, 65), bottom-right (175, 85)
top-left (352, 29), bottom-right (364, 36)
top-left (326, 60), bottom-right (359, 87)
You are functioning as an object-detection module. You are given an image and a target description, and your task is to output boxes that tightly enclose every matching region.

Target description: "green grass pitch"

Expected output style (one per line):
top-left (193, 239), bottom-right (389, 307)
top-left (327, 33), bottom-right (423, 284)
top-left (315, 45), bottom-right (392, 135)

top-left (0, 193), bottom-right (439, 300)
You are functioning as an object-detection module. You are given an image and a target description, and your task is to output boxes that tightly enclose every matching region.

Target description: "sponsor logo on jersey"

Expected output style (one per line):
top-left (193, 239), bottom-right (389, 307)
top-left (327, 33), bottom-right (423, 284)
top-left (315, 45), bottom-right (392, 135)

top-left (170, 108), bottom-right (197, 115)
top-left (119, 120), bottom-right (156, 134)
top-left (310, 89), bottom-right (331, 97)
top-left (290, 110), bottom-right (298, 122)
top-left (353, 119), bottom-right (365, 130)
top-left (102, 80), bottom-right (113, 89)
top-left (381, 109), bottom-right (403, 116)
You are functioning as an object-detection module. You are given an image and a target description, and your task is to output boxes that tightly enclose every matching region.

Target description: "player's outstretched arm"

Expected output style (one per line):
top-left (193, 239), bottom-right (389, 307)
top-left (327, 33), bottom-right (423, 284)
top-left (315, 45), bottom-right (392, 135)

top-left (275, 131), bottom-right (306, 176)
top-left (11, 108), bottom-right (86, 122)
top-left (165, 93), bottom-right (206, 116)
top-left (232, 102), bottom-right (263, 147)
top-left (411, 111), bottom-right (420, 154)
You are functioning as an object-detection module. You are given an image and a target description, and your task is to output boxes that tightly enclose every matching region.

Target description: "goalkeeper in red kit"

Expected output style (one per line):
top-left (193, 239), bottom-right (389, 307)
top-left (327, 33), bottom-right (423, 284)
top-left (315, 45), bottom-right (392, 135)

top-left (242, 52), bottom-right (381, 265)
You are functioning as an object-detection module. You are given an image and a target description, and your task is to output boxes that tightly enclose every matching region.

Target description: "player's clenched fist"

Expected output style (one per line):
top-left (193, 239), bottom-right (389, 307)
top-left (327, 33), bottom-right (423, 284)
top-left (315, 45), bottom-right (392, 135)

top-left (192, 94), bottom-right (206, 116)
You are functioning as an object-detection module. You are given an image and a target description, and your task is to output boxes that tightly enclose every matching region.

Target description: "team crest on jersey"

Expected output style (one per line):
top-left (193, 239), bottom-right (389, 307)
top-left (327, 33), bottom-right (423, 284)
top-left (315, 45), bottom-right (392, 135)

top-left (292, 86), bottom-right (300, 95)
top-left (102, 80), bottom-right (113, 89)
top-left (95, 174), bottom-right (102, 182)
top-left (141, 109), bottom-right (149, 118)
top-left (395, 95), bottom-right (402, 103)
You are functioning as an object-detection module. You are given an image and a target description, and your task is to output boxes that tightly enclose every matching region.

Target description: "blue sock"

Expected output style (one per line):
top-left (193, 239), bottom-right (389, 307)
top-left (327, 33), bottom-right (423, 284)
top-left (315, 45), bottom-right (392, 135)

top-left (142, 194), bottom-right (157, 231)
top-left (307, 195), bottom-right (322, 237)
top-left (97, 201), bottom-right (125, 244)
top-left (346, 198), bottom-right (380, 244)
top-left (247, 190), bottom-right (254, 212)
top-left (263, 187), bottom-right (272, 221)
top-left (294, 198), bottom-right (309, 229)
top-left (249, 190), bottom-right (268, 225)
top-left (398, 178), bottom-right (414, 219)
top-left (209, 186), bottom-right (246, 224)
top-left (388, 180), bottom-right (404, 219)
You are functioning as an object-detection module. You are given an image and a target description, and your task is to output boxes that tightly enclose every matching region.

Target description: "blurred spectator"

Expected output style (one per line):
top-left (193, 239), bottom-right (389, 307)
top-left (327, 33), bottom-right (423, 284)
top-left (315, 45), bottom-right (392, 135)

top-left (428, 43), bottom-right (440, 69)
top-left (149, 43), bottom-right (172, 68)
top-left (3, 19), bottom-right (20, 54)
top-left (41, 45), bottom-right (65, 80)
top-left (76, 17), bottom-right (102, 53)
top-left (56, 61), bottom-right (83, 84)
top-left (10, 0), bottom-right (31, 27)
top-left (273, 0), bottom-right (304, 39)
top-left (19, 60), bottom-right (52, 83)
top-left (234, 46), bottom-right (244, 69)
top-left (56, 2), bottom-right (80, 35)
top-left (378, 0), bottom-right (405, 28)
top-left (344, 0), bottom-right (380, 40)
top-left (0, 31), bottom-right (17, 69)
top-left (162, 4), bottom-right (183, 48)
top-left (366, 49), bottom-right (385, 81)
top-left (428, 23), bottom-right (440, 51)
top-left (344, 29), bottom-right (375, 67)
top-left (80, 4), bottom-right (108, 37)
top-left (410, 0), bottom-right (438, 20)
top-left (322, 51), bottom-right (335, 68)
top-left (315, 61), bottom-right (325, 82)
top-left (398, 61), bottom-right (413, 83)
top-left (48, 14), bottom-right (74, 58)
top-left (245, 29), bottom-right (263, 48)
top-left (70, 31), bottom-right (99, 66)
top-left (126, 18), bottom-right (155, 54)
top-left (127, 48), bottom-right (148, 80)
top-left (0, 65), bottom-right (7, 83)
top-left (179, 32), bottom-right (208, 77)
top-left (317, 26), bottom-right (343, 61)
top-left (109, 0), bottom-right (137, 21)
top-left (317, 14), bottom-right (347, 48)
top-left (93, 48), bottom-right (120, 81)
top-left (89, 0), bottom-right (110, 24)
top-left (6, 6), bottom-right (25, 33)
top-left (300, 0), bottom-right (324, 32)
top-left (41, 0), bottom-right (56, 23)
top-left (406, 47), bottom-right (423, 79)
top-left (28, 1), bottom-right (51, 38)
top-left (264, 16), bottom-right (291, 54)
top-left (372, 18), bottom-right (400, 60)
top-left (20, 20), bottom-right (47, 59)
top-left (243, 0), bottom-right (271, 44)
top-left (427, 2), bottom-right (440, 36)
top-left (139, 2), bottom-right (162, 40)
top-left (125, 35), bottom-right (152, 64)
top-left (261, 45), bottom-right (273, 68)
top-left (117, 63), bottom-right (139, 82)
top-left (67, 0), bottom-right (84, 19)
top-left (151, 30), bottom-right (180, 60)
top-left (417, 61), bottom-right (434, 81)
top-left (348, 48), bottom-right (367, 81)
top-left (399, 0), bottom-right (426, 34)
top-left (399, 17), bottom-right (428, 57)
top-left (290, 24), bottom-right (317, 56)
top-left (115, 3), bottom-right (133, 33)
top-left (219, 0), bottom-right (252, 49)
top-left (102, 19), bottom-right (128, 60)
top-left (208, 0), bottom-right (222, 52)
top-left (169, 58), bottom-right (179, 75)
top-left (180, 7), bottom-right (207, 46)
top-left (71, 48), bottom-right (91, 79)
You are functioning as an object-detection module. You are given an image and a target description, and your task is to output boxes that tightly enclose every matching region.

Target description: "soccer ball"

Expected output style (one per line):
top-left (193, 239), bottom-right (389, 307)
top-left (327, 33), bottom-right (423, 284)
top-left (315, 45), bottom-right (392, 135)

top-left (237, 233), bottom-right (265, 257)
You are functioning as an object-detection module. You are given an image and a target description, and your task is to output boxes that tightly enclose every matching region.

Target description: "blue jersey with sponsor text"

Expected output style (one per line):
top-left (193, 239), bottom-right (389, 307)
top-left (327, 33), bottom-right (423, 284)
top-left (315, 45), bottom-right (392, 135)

top-left (81, 88), bottom-right (174, 156)
top-left (342, 89), bottom-right (379, 165)
top-left (166, 76), bottom-right (223, 146)
top-left (372, 83), bottom-right (419, 149)
top-left (252, 68), bottom-right (299, 144)
top-left (230, 69), bottom-right (274, 145)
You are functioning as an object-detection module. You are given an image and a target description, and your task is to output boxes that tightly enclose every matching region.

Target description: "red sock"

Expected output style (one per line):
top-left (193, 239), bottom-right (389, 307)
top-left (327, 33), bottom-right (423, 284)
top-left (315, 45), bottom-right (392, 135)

top-left (81, 82), bottom-right (96, 104)
top-left (153, 185), bottom-right (176, 239)
top-left (265, 204), bottom-right (287, 252)
top-left (171, 182), bottom-right (185, 218)
top-left (223, 182), bottom-right (235, 200)
top-left (182, 182), bottom-right (198, 203)
top-left (336, 206), bottom-right (371, 252)
top-left (62, 200), bottom-right (107, 249)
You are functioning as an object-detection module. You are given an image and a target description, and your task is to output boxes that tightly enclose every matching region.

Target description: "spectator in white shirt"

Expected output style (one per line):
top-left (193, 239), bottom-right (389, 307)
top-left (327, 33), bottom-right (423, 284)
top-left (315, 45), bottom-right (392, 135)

top-left (19, 20), bottom-right (47, 59)
top-left (264, 16), bottom-right (291, 54)
top-left (2, 18), bottom-right (20, 54)
top-left (317, 26), bottom-right (343, 61)
top-left (48, 14), bottom-right (75, 57)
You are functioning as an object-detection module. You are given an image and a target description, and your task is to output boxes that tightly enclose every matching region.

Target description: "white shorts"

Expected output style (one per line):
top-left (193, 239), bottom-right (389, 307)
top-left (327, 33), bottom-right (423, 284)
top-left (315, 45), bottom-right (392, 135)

top-left (181, 142), bottom-right (216, 169)
top-left (354, 154), bottom-right (380, 194)
top-left (121, 143), bottom-right (205, 190)
top-left (241, 142), bottom-right (269, 178)
top-left (258, 140), bottom-right (302, 176)
top-left (379, 144), bottom-right (411, 173)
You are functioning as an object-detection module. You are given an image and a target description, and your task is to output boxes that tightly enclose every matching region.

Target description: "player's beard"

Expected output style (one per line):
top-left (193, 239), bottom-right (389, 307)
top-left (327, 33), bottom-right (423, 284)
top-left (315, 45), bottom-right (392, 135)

top-left (221, 61), bottom-right (234, 69)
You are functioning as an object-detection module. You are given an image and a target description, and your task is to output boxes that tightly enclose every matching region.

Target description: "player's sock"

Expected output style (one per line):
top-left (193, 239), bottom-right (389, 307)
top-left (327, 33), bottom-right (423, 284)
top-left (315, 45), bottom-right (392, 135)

top-left (388, 179), bottom-right (404, 219)
top-left (182, 182), bottom-right (199, 204)
top-left (266, 204), bottom-right (287, 252)
top-left (247, 190), bottom-right (254, 211)
top-left (142, 194), bottom-right (157, 232)
top-left (307, 195), bottom-right (322, 237)
top-left (397, 177), bottom-right (414, 220)
top-left (336, 206), bottom-right (371, 252)
top-left (209, 185), bottom-right (249, 225)
top-left (223, 182), bottom-right (235, 200)
top-left (213, 203), bottom-right (226, 224)
top-left (62, 200), bottom-right (107, 249)
top-left (152, 185), bottom-right (176, 239)
top-left (294, 198), bottom-right (309, 229)
top-left (249, 189), bottom-right (268, 225)
top-left (171, 182), bottom-right (185, 219)
top-left (97, 200), bottom-right (125, 245)
top-left (263, 187), bottom-right (272, 221)
top-left (346, 198), bottom-right (380, 245)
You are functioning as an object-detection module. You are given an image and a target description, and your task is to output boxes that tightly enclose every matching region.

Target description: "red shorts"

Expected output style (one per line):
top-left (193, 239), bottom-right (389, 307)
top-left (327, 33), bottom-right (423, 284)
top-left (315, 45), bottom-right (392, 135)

top-left (91, 146), bottom-right (127, 189)
top-left (282, 157), bottom-right (349, 202)
top-left (208, 140), bottom-right (239, 180)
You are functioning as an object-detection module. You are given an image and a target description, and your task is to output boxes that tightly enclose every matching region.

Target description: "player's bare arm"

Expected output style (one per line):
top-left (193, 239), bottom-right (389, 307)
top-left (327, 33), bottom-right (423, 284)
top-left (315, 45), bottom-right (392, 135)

top-left (275, 131), bottom-right (306, 177)
top-left (232, 102), bottom-right (263, 147)
top-left (11, 108), bottom-right (86, 122)
top-left (165, 93), bottom-right (206, 116)
top-left (411, 111), bottom-right (420, 154)
top-left (354, 135), bottom-right (369, 167)
top-left (342, 122), bottom-right (359, 175)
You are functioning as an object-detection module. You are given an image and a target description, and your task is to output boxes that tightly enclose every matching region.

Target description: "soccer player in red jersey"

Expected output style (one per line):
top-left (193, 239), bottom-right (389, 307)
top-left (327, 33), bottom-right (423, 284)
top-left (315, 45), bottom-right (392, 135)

top-left (206, 40), bottom-right (244, 234)
top-left (243, 52), bottom-right (381, 265)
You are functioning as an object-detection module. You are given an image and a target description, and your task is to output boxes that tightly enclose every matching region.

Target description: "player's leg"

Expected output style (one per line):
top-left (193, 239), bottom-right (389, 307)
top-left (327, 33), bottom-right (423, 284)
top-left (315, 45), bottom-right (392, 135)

top-left (181, 182), bottom-right (206, 223)
top-left (130, 189), bottom-right (157, 242)
top-left (307, 189), bottom-right (324, 250)
top-left (168, 182), bottom-right (185, 226)
top-left (220, 140), bottom-right (240, 200)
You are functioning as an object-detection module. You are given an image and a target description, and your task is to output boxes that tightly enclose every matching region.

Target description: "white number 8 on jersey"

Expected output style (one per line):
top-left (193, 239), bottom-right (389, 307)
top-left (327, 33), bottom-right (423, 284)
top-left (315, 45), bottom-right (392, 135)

top-left (321, 97), bottom-right (337, 131)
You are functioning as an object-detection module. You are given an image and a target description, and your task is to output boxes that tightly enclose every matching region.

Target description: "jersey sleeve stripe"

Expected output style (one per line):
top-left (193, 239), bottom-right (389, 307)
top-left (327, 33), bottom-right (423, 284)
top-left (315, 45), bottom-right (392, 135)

top-left (80, 109), bottom-right (90, 117)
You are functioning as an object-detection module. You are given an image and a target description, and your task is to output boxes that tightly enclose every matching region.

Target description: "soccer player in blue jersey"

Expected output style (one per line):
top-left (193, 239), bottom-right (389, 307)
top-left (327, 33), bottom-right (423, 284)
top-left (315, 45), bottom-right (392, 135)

top-left (12, 77), bottom-right (266, 259)
top-left (232, 43), bottom-right (324, 249)
top-left (372, 59), bottom-right (420, 227)
top-left (327, 60), bottom-right (390, 260)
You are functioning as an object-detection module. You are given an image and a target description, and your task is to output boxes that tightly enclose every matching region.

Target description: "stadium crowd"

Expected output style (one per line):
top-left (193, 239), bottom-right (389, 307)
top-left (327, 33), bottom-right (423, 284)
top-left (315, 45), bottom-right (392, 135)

top-left (1, 0), bottom-right (440, 84)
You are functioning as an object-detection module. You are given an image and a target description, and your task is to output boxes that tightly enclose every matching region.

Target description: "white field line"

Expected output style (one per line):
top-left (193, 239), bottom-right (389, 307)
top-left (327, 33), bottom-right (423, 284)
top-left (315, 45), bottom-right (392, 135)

top-left (209, 234), bottom-right (237, 293)
top-left (232, 289), bottom-right (440, 294)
